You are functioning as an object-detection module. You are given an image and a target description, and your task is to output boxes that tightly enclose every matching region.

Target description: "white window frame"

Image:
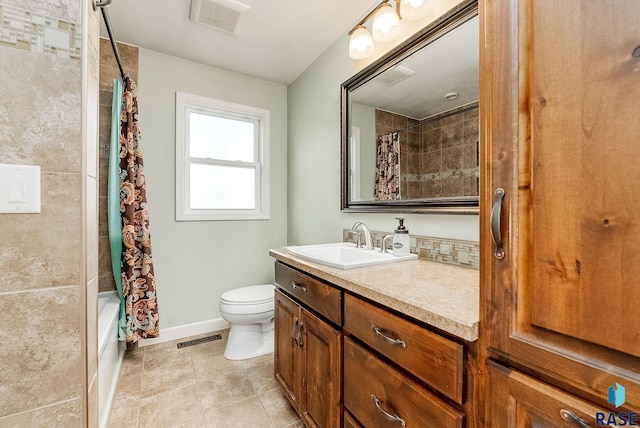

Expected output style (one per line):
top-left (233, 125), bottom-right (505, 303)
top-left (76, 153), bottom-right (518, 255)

top-left (176, 92), bottom-right (270, 221)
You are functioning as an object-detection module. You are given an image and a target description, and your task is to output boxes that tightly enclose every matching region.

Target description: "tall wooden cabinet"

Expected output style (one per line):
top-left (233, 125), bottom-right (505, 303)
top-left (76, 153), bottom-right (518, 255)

top-left (481, 0), bottom-right (640, 423)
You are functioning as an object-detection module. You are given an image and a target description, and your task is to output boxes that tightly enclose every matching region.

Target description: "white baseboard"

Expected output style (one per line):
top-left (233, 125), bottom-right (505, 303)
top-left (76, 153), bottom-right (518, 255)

top-left (137, 318), bottom-right (230, 347)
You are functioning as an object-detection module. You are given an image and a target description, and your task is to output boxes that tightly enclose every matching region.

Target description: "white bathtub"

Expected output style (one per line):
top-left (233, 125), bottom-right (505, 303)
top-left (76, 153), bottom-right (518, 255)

top-left (98, 291), bottom-right (125, 428)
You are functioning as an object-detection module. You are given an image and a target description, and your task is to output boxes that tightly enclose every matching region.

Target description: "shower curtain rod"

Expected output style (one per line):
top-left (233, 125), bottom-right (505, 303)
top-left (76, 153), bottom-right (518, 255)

top-left (97, 1), bottom-right (126, 81)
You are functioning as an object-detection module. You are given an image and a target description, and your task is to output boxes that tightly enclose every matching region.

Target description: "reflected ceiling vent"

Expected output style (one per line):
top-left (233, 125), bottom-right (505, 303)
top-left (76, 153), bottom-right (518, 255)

top-left (376, 65), bottom-right (415, 86)
top-left (190, 0), bottom-right (250, 34)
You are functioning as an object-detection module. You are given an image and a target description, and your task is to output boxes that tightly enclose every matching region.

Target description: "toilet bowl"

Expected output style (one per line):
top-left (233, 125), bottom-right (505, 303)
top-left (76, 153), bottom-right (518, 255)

top-left (219, 284), bottom-right (275, 360)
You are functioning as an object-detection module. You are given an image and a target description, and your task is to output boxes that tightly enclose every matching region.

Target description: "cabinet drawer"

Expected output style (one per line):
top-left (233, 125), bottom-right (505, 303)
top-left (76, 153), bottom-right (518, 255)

top-left (344, 337), bottom-right (464, 428)
top-left (344, 293), bottom-right (464, 403)
top-left (275, 262), bottom-right (342, 326)
top-left (487, 360), bottom-right (615, 427)
top-left (343, 410), bottom-right (363, 428)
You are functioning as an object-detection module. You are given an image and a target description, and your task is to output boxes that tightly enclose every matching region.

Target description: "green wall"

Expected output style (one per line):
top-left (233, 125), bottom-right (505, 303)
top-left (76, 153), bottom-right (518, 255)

top-left (138, 49), bottom-right (288, 329)
top-left (287, 0), bottom-right (479, 245)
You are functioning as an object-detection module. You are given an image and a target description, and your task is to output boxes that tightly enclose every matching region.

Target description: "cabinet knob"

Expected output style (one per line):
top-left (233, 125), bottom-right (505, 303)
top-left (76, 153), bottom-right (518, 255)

top-left (560, 409), bottom-right (590, 428)
top-left (371, 394), bottom-right (406, 427)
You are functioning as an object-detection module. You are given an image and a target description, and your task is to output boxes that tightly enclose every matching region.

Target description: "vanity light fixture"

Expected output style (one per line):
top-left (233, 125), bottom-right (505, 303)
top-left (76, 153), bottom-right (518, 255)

top-left (348, 0), bottom-right (433, 59)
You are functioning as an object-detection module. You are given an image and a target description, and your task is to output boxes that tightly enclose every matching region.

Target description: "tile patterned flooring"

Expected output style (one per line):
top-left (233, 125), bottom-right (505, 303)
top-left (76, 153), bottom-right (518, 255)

top-left (107, 330), bottom-right (302, 428)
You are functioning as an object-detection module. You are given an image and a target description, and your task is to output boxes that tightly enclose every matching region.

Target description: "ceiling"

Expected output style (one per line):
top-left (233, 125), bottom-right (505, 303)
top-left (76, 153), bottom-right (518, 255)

top-left (100, 0), bottom-right (378, 85)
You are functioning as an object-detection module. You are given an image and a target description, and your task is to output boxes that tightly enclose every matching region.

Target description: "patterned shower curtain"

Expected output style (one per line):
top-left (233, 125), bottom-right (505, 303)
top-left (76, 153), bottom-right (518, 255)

top-left (119, 77), bottom-right (159, 344)
top-left (374, 131), bottom-right (400, 200)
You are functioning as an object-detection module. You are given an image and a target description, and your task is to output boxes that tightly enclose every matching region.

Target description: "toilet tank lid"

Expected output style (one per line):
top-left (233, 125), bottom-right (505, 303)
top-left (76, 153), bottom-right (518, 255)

top-left (221, 284), bottom-right (275, 304)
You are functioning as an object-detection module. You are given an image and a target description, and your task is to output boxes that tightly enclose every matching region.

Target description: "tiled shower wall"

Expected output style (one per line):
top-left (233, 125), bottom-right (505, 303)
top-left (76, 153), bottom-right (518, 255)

top-left (375, 103), bottom-right (479, 199)
top-left (98, 39), bottom-right (139, 293)
top-left (0, 0), bottom-right (100, 425)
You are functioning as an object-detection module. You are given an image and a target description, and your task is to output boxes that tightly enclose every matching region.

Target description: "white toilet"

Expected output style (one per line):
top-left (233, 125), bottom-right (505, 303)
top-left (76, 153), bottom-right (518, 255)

top-left (219, 284), bottom-right (275, 360)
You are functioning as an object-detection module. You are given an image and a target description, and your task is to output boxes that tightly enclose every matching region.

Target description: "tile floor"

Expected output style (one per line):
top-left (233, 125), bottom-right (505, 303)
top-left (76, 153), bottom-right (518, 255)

top-left (107, 330), bottom-right (303, 428)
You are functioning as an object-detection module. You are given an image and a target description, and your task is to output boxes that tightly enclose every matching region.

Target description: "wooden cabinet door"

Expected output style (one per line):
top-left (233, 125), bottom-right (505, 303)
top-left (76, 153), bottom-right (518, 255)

top-left (487, 360), bottom-right (612, 427)
top-left (481, 0), bottom-right (640, 410)
top-left (274, 289), bottom-right (303, 414)
top-left (300, 308), bottom-right (342, 428)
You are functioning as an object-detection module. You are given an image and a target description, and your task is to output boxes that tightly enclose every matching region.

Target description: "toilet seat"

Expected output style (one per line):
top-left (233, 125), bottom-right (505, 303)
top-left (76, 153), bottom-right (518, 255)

top-left (220, 284), bottom-right (275, 305)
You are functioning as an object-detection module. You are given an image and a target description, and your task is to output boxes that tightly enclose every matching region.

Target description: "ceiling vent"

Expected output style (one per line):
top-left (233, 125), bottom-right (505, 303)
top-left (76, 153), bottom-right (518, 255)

top-left (376, 65), bottom-right (416, 86)
top-left (190, 0), bottom-right (250, 34)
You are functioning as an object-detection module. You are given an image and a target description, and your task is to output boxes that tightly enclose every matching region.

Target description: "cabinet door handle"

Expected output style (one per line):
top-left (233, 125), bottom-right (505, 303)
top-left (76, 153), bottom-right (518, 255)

top-left (291, 282), bottom-right (307, 292)
top-left (372, 325), bottom-right (407, 349)
top-left (291, 319), bottom-right (299, 346)
top-left (296, 322), bottom-right (304, 349)
top-left (371, 394), bottom-right (406, 427)
top-left (559, 409), bottom-right (590, 428)
top-left (491, 188), bottom-right (505, 259)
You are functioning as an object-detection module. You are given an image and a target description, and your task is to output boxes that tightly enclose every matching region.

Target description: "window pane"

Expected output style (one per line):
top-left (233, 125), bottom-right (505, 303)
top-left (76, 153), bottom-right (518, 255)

top-left (190, 164), bottom-right (256, 210)
top-left (189, 112), bottom-right (255, 162)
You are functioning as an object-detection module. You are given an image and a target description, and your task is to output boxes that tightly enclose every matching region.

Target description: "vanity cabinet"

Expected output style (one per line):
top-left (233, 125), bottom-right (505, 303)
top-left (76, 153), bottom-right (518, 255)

top-left (481, 0), bottom-right (640, 420)
top-left (343, 294), bottom-right (465, 427)
top-left (274, 263), bottom-right (342, 428)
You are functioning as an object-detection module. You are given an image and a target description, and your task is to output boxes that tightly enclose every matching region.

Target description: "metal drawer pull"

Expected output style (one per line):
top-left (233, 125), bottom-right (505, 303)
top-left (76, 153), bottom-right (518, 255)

top-left (372, 325), bottom-right (407, 349)
top-left (491, 187), bottom-right (505, 259)
top-left (371, 394), bottom-right (406, 427)
top-left (291, 282), bottom-right (307, 292)
top-left (559, 409), bottom-right (590, 428)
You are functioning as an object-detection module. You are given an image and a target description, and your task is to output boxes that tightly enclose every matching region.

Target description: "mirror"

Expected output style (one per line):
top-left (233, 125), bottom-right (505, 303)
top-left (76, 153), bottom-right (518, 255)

top-left (341, 1), bottom-right (479, 214)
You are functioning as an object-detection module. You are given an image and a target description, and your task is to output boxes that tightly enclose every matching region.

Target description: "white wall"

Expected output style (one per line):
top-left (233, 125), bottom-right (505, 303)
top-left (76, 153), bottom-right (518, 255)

top-left (138, 49), bottom-right (288, 329)
top-left (287, 0), bottom-right (479, 245)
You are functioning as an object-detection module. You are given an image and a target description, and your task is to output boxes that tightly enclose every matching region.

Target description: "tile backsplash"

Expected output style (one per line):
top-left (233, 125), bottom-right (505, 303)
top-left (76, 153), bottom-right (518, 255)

top-left (0, 3), bottom-right (82, 59)
top-left (343, 228), bottom-right (479, 270)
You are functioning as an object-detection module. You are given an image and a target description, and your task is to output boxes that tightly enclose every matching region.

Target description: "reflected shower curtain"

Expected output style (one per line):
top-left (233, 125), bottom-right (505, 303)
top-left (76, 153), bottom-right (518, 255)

top-left (374, 131), bottom-right (400, 200)
top-left (113, 77), bottom-right (159, 344)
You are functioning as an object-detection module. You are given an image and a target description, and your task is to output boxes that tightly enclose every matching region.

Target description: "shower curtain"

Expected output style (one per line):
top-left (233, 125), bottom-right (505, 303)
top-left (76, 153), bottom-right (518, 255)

top-left (374, 131), bottom-right (400, 200)
top-left (108, 77), bottom-right (159, 345)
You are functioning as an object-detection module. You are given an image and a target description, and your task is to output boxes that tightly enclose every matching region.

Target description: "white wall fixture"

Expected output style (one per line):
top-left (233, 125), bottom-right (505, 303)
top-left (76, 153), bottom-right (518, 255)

top-left (0, 164), bottom-right (41, 213)
top-left (348, 0), bottom-right (434, 59)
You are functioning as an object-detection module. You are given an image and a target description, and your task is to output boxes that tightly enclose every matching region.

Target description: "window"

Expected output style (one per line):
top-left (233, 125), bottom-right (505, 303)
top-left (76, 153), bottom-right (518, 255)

top-left (176, 92), bottom-right (270, 220)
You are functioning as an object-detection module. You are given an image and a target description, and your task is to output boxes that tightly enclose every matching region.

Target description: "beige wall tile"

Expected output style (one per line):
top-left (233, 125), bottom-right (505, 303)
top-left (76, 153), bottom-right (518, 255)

top-left (2, 0), bottom-right (81, 22)
top-left (0, 47), bottom-right (82, 174)
top-left (0, 286), bottom-right (81, 416)
top-left (0, 172), bottom-right (81, 292)
top-left (0, 398), bottom-right (81, 427)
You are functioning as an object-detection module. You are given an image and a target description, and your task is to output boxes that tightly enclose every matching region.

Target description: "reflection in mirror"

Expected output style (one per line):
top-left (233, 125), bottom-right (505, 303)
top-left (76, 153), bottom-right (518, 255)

top-left (341, 1), bottom-right (479, 214)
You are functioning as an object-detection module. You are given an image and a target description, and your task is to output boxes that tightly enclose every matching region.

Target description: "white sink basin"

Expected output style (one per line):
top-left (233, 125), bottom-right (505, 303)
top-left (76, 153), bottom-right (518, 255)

top-left (285, 242), bottom-right (418, 270)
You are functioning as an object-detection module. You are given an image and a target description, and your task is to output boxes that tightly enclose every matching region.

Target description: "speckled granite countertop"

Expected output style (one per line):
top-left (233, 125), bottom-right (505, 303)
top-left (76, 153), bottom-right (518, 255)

top-left (269, 248), bottom-right (480, 342)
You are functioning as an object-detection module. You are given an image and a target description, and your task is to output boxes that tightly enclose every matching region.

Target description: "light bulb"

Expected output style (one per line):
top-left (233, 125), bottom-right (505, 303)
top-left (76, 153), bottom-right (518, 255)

top-left (400, 0), bottom-right (432, 21)
top-left (372, 3), bottom-right (400, 43)
top-left (349, 25), bottom-right (374, 59)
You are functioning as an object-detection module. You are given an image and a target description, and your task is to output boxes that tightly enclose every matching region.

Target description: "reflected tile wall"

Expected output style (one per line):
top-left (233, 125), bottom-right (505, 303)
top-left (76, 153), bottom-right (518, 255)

top-left (0, 0), bottom-right (85, 425)
top-left (374, 103), bottom-right (479, 199)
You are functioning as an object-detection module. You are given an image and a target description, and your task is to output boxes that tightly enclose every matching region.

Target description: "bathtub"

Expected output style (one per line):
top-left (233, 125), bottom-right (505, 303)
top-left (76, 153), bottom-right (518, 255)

top-left (98, 291), bottom-right (124, 428)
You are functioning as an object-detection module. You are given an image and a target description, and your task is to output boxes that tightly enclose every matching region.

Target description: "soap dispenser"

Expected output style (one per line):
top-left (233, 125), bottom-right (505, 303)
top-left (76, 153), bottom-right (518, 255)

top-left (393, 218), bottom-right (410, 256)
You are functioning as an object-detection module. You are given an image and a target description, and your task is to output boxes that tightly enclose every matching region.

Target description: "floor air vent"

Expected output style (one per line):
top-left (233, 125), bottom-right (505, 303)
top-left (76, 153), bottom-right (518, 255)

top-left (177, 333), bottom-right (223, 349)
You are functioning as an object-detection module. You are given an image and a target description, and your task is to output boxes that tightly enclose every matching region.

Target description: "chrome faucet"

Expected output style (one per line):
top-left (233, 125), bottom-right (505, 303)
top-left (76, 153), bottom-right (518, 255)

top-left (351, 222), bottom-right (374, 250)
top-left (381, 234), bottom-right (394, 253)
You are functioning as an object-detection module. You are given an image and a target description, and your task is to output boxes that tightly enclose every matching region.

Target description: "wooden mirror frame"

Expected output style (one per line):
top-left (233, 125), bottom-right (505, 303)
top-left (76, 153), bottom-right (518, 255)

top-left (340, 0), bottom-right (479, 214)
